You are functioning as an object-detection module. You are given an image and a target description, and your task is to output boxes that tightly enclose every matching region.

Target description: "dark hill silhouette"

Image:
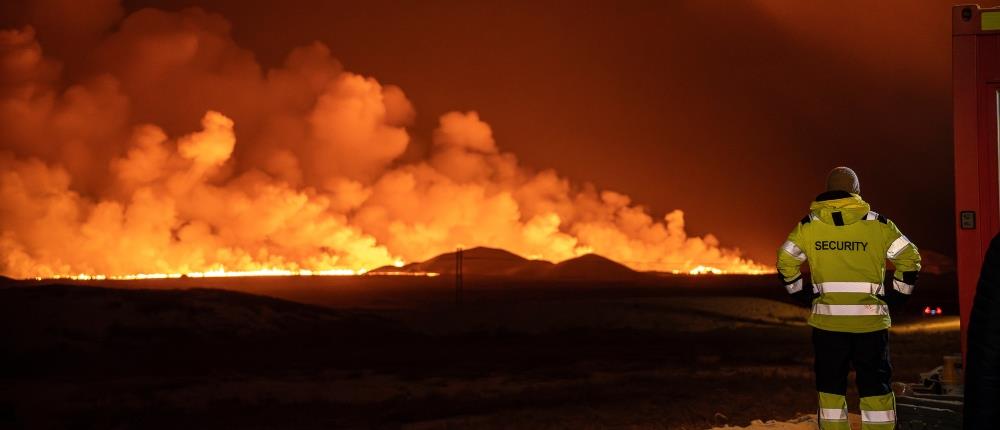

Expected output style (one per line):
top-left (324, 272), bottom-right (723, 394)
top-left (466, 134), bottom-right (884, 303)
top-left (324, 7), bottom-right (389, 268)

top-left (371, 246), bottom-right (554, 277)
top-left (370, 247), bottom-right (646, 281)
top-left (545, 253), bottom-right (642, 281)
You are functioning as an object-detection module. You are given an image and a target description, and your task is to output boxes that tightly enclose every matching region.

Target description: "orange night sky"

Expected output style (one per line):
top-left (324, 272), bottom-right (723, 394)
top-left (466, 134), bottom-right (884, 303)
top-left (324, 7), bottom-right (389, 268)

top-left (0, 0), bottom-right (988, 276)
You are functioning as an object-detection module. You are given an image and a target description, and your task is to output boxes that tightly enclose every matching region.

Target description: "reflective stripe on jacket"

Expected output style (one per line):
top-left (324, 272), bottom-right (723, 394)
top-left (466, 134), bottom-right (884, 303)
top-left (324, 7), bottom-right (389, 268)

top-left (776, 191), bottom-right (921, 333)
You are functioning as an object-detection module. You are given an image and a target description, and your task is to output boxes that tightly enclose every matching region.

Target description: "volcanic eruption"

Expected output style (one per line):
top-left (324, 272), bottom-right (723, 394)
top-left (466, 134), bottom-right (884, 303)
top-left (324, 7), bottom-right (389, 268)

top-left (0, 1), bottom-right (768, 279)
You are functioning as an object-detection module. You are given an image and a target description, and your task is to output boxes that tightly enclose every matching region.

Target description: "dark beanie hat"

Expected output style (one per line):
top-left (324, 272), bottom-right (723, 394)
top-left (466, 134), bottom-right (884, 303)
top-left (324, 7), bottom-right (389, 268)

top-left (826, 167), bottom-right (860, 194)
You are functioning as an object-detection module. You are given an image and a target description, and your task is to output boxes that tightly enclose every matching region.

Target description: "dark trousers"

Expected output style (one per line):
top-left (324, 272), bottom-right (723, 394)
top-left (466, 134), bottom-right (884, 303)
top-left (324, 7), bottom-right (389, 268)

top-left (813, 327), bottom-right (892, 397)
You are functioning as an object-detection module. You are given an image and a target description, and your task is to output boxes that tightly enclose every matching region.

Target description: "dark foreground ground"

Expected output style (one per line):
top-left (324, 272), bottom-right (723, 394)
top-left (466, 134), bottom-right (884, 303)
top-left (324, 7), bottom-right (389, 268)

top-left (0, 275), bottom-right (959, 429)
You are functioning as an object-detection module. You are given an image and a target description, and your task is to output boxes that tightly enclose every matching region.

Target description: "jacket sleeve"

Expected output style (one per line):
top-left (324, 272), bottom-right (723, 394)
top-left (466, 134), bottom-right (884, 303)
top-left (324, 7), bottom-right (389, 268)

top-left (777, 222), bottom-right (814, 305)
top-left (883, 218), bottom-right (921, 306)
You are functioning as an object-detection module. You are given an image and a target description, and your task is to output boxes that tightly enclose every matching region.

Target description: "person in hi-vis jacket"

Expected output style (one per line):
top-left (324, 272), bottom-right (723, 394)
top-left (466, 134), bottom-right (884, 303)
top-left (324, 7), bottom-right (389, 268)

top-left (777, 167), bottom-right (921, 430)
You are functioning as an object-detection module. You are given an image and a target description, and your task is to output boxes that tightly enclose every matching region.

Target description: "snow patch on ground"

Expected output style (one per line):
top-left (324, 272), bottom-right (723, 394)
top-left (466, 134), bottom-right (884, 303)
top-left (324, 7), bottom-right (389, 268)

top-left (708, 413), bottom-right (862, 429)
top-left (707, 415), bottom-right (815, 429)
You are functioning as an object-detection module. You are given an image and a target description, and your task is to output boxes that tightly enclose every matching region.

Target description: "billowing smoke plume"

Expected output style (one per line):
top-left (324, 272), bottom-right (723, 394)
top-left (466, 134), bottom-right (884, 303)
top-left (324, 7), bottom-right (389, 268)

top-left (0, 4), bottom-right (767, 278)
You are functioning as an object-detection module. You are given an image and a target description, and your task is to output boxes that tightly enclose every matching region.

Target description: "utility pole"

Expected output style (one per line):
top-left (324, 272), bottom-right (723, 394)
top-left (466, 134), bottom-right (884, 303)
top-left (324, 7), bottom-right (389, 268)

top-left (455, 247), bottom-right (463, 305)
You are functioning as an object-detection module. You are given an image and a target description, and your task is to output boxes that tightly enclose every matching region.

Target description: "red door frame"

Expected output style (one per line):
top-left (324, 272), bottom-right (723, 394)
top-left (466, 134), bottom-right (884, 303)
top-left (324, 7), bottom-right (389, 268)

top-left (953, 4), bottom-right (1000, 358)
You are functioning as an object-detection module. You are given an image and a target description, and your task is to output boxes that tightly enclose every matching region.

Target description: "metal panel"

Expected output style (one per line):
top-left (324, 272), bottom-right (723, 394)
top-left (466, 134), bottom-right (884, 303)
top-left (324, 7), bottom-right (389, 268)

top-left (952, 4), bottom-right (1000, 360)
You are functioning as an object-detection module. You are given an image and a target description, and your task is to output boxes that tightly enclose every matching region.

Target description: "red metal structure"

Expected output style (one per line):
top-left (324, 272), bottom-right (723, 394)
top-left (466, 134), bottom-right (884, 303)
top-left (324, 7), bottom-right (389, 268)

top-left (953, 4), bottom-right (1000, 356)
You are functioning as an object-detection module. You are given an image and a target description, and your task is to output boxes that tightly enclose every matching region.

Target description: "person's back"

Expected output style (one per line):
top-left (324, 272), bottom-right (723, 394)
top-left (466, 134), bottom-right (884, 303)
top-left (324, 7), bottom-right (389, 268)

top-left (777, 167), bottom-right (921, 430)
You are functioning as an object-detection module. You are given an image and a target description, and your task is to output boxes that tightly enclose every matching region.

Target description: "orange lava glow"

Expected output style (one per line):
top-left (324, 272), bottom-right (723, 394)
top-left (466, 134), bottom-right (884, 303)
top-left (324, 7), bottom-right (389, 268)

top-left (0, 8), bottom-right (773, 280)
top-left (687, 265), bottom-right (724, 275)
top-left (37, 268), bottom-right (441, 281)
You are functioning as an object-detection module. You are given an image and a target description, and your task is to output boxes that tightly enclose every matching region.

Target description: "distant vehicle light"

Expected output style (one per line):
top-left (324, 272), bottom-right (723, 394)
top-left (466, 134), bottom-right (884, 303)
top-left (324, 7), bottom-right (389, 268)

top-left (923, 306), bottom-right (944, 316)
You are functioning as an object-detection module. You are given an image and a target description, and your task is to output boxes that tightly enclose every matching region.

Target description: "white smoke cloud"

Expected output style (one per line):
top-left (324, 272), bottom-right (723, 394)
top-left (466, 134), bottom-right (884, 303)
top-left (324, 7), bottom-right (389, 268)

top-left (0, 4), bottom-right (767, 278)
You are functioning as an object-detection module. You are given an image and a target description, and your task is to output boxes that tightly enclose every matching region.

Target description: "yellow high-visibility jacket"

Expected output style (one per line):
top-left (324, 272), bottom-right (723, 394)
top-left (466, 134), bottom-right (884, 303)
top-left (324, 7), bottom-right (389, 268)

top-left (777, 191), bottom-right (921, 333)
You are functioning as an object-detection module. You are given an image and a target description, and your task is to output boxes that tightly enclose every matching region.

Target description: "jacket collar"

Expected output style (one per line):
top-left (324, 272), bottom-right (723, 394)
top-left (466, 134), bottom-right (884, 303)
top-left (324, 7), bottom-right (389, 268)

top-left (815, 190), bottom-right (854, 202)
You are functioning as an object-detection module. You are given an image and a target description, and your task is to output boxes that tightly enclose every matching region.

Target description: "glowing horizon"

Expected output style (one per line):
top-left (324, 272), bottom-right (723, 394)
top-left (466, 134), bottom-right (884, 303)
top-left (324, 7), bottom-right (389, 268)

top-left (24, 252), bottom-right (774, 282)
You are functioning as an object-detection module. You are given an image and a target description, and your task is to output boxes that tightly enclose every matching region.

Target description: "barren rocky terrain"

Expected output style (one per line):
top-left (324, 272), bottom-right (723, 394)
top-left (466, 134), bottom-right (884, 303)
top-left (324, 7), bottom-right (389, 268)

top-left (0, 274), bottom-right (959, 429)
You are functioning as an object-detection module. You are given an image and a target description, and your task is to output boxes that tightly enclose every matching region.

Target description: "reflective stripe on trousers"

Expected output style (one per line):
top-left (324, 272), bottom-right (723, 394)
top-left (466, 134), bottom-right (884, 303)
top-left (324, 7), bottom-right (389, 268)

top-left (819, 407), bottom-right (848, 420)
top-left (817, 392), bottom-right (850, 430)
top-left (860, 393), bottom-right (896, 429)
top-left (861, 409), bottom-right (895, 423)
